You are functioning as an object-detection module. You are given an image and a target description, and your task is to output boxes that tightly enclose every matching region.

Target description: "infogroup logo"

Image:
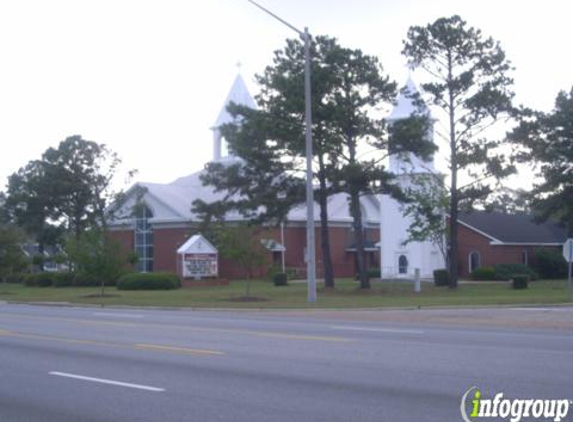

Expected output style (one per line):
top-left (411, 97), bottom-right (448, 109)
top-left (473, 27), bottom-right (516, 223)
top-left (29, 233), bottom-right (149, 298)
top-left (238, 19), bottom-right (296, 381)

top-left (460, 387), bottom-right (571, 422)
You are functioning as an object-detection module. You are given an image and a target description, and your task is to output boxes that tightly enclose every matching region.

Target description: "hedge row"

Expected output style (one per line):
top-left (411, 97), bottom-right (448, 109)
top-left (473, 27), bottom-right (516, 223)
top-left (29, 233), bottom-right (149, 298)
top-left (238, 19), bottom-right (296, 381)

top-left (8, 272), bottom-right (116, 287)
top-left (117, 272), bottom-right (180, 290)
top-left (6, 271), bottom-right (182, 290)
top-left (470, 263), bottom-right (539, 281)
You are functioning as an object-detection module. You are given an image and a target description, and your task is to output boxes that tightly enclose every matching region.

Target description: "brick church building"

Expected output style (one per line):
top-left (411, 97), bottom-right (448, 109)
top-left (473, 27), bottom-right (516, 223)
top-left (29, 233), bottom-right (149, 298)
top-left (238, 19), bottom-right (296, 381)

top-left (108, 74), bottom-right (567, 280)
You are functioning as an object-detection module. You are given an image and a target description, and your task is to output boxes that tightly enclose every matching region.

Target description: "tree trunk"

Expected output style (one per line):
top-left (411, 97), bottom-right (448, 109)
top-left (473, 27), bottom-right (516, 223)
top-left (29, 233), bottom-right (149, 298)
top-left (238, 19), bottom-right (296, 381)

top-left (448, 191), bottom-right (459, 289)
top-left (350, 190), bottom-right (369, 289)
top-left (317, 154), bottom-right (335, 288)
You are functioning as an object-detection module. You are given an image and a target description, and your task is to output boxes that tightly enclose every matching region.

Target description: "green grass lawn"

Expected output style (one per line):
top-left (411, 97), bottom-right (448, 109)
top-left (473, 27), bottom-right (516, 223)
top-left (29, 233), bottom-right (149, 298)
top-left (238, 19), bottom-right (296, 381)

top-left (0, 278), bottom-right (570, 309)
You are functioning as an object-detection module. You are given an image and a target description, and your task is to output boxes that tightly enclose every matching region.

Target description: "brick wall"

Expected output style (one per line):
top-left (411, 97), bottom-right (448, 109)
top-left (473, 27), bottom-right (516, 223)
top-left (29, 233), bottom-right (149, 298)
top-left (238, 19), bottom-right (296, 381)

top-left (457, 223), bottom-right (561, 277)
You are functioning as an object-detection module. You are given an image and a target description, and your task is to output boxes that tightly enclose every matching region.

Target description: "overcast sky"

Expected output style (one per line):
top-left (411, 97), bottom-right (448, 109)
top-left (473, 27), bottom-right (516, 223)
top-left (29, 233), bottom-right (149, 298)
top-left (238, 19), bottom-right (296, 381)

top-left (0, 0), bottom-right (571, 192)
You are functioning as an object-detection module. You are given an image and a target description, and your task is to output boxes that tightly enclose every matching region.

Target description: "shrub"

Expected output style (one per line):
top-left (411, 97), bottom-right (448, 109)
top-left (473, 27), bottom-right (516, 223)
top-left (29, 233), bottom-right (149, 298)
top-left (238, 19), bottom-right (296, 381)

top-left (53, 272), bottom-right (76, 288)
top-left (24, 273), bottom-right (54, 287)
top-left (285, 268), bottom-right (298, 281)
top-left (367, 268), bottom-right (381, 279)
top-left (494, 263), bottom-right (538, 281)
top-left (512, 275), bottom-right (529, 289)
top-left (273, 272), bottom-right (288, 286)
top-left (534, 248), bottom-right (567, 279)
top-left (117, 272), bottom-right (181, 291)
top-left (470, 266), bottom-right (495, 281)
top-left (5, 273), bottom-right (26, 284)
top-left (433, 269), bottom-right (449, 286)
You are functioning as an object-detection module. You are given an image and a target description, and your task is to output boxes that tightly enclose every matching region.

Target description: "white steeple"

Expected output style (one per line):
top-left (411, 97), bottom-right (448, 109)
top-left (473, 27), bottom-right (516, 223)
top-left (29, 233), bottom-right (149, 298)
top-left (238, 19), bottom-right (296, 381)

top-left (387, 75), bottom-right (435, 174)
top-left (211, 73), bottom-right (256, 162)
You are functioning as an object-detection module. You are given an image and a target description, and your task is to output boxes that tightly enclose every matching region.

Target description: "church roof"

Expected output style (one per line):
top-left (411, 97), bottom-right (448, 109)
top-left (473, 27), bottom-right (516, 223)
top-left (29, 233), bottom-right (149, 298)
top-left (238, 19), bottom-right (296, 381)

top-left (213, 73), bottom-right (256, 128)
top-left (387, 76), bottom-right (428, 121)
top-left (110, 170), bottom-right (381, 227)
top-left (458, 212), bottom-right (568, 244)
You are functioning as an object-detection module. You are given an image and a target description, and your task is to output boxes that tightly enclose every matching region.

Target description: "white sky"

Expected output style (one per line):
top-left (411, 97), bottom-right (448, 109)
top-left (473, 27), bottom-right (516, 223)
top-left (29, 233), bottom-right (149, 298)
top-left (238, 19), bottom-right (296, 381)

top-left (0, 0), bottom-right (571, 192)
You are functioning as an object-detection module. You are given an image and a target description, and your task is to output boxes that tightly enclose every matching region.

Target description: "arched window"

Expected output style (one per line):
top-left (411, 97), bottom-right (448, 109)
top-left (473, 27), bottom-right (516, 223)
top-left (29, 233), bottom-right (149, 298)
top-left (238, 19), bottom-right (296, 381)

top-left (522, 250), bottom-right (528, 265)
top-left (469, 251), bottom-right (480, 273)
top-left (398, 255), bottom-right (408, 274)
top-left (134, 205), bottom-right (153, 272)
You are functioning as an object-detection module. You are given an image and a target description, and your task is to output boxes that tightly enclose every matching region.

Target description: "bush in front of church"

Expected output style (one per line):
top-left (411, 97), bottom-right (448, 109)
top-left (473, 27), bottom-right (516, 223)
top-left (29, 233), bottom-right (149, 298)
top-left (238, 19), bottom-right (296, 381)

top-left (433, 269), bottom-right (449, 286)
top-left (117, 272), bottom-right (181, 290)
top-left (493, 264), bottom-right (538, 281)
top-left (470, 267), bottom-right (495, 281)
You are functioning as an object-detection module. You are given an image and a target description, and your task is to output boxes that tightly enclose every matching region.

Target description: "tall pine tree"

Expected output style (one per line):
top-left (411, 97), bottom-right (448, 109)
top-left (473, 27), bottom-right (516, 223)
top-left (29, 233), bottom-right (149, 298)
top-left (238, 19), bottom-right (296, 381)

top-left (403, 15), bottom-right (516, 287)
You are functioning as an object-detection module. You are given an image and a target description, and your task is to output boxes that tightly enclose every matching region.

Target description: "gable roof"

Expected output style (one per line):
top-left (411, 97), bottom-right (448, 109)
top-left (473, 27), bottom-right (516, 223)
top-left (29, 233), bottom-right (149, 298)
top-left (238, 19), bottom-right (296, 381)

top-left (458, 212), bottom-right (568, 244)
top-left (177, 234), bottom-right (217, 254)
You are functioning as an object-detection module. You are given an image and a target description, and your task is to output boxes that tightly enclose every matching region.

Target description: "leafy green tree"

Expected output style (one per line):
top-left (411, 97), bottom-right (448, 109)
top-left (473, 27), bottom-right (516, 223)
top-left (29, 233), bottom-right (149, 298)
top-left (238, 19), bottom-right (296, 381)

top-left (65, 229), bottom-right (128, 296)
top-left (208, 223), bottom-right (268, 298)
top-left (0, 224), bottom-right (28, 282)
top-left (402, 174), bottom-right (449, 265)
top-left (41, 135), bottom-right (124, 237)
top-left (6, 135), bottom-right (134, 283)
top-left (5, 160), bottom-right (59, 264)
top-left (403, 15), bottom-right (516, 288)
top-left (509, 87), bottom-right (573, 235)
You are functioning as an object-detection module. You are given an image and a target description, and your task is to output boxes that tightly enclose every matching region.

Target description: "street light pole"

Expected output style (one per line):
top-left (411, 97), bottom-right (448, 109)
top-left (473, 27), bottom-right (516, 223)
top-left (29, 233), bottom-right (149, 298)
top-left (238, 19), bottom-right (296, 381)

top-left (241, 0), bottom-right (316, 302)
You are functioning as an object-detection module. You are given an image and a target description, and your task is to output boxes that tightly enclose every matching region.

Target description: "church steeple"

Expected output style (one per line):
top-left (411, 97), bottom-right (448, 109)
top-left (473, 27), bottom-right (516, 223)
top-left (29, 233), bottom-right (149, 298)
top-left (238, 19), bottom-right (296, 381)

top-left (387, 76), bottom-right (435, 174)
top-left (211, 73), bottom-right (256, 161)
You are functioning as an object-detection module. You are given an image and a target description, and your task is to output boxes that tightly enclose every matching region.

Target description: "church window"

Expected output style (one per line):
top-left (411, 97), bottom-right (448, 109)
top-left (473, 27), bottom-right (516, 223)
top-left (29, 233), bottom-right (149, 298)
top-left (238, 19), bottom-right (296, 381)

top-left (398, 255), bottom-right (408, 274)
top-left (469, 251), bottom-right (480, 273)
top-left (134, 205), bottom-right (153, 272)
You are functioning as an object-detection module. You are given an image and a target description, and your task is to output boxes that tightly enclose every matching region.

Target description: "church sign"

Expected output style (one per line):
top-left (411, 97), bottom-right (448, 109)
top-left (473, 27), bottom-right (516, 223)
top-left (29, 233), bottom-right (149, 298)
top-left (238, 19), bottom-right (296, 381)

top-left (183, 253), bottom-right (218, 278)
top-left (177, 234), bottom-right (218, 280)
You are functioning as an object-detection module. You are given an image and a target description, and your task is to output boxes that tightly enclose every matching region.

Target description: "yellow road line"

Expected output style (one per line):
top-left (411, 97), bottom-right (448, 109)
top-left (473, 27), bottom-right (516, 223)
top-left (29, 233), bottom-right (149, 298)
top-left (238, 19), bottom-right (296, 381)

top-left (14, 333), bottom-right (99, 346)
top-left (0, 329), bottom-right (225, 357)
top-left (134, 343), bottom-right (225, 356)
top-left (0, 312), bottom-right (351, 343)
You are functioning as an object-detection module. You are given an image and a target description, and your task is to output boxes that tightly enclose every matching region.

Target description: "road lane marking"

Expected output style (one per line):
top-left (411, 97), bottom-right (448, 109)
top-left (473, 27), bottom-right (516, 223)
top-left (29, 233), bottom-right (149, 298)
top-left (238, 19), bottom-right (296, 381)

top-left (134, 343), bottom-right (225, 356)
top-left (0, 329), bottom-right (225, 357)
top-left (14, 332), bottom-right (99, 345)
top-left (76, 319), bottom-right (351, 342)
top-left (92, 312), bottom-right (144, 319)
top-left (0, 312), bottom-right (351, 343)
top-left (330, 325), bottom-right (424, 335)
top-left (49, 372), bottom-right (165, 392)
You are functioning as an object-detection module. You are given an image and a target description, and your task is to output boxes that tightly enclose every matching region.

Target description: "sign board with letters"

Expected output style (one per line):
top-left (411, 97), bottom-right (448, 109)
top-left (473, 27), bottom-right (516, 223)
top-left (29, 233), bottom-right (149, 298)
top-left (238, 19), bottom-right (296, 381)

top-left (177, 234), bottom-right (218, 279)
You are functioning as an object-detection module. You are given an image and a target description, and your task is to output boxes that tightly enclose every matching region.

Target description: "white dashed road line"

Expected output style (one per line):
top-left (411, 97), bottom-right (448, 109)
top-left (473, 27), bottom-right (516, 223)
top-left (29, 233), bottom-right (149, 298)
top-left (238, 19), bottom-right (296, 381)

top-left (49, 371), bottom-right (165, 392)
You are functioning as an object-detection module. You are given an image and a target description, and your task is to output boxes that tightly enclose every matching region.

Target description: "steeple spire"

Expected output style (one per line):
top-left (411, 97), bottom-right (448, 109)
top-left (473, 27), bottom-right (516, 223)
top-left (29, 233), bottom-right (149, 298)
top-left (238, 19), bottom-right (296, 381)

top-left (211, 72), bottom-right (256, 161)
top-left (388, 75), bottom-right (435, 174)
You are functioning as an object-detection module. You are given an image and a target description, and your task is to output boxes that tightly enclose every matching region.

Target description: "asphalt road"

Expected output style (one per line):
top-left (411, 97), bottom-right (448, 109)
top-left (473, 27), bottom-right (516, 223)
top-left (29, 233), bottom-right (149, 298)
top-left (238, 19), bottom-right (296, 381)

top-left (0, 304), bottom-right (572, 422)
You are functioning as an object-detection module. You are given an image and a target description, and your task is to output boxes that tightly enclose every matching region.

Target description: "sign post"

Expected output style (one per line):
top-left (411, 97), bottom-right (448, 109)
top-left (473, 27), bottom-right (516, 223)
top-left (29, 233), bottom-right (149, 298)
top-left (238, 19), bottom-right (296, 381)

top-left (563, 238), bottom-right (573, 301)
